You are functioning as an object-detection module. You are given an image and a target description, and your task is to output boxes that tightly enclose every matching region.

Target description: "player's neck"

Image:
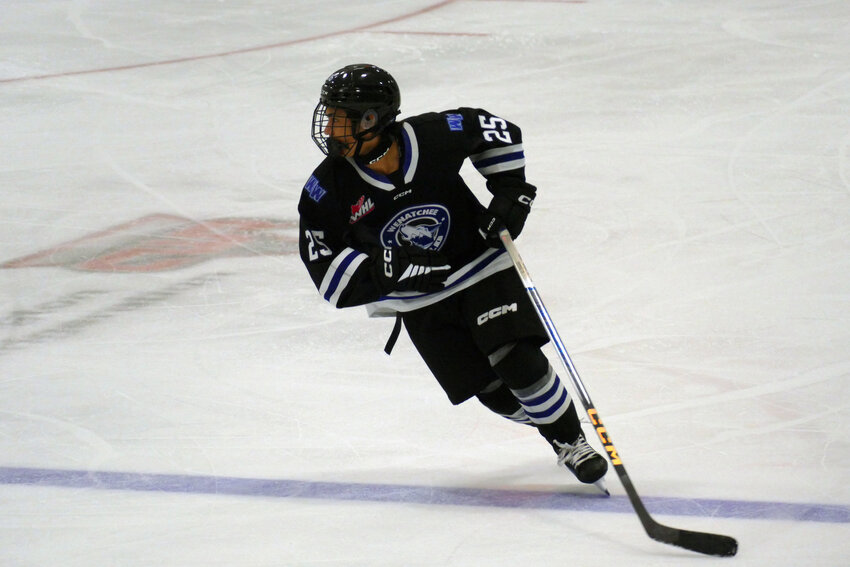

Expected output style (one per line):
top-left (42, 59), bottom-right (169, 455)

top-left (364, 139), bottom-right (400, 176)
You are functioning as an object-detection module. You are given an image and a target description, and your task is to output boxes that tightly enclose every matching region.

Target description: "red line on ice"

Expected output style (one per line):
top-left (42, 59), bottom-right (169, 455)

top-left (0, 0), bottom-right (458, 84)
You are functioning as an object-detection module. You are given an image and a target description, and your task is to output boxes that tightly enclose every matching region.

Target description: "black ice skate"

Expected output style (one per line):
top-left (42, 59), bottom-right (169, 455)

top-left (553, 434), bottom-right (609, 489)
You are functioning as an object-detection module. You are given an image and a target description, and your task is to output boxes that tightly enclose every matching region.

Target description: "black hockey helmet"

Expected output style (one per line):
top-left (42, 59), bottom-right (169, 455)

top-left (311, 64), bottom-right (401, 156)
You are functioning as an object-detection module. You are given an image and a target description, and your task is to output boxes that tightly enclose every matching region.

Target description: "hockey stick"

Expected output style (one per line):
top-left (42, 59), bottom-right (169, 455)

top-left (499, 230), bottom-right (738, 557)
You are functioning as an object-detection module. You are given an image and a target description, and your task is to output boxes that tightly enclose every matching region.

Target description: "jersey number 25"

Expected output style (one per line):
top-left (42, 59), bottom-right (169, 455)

top-left (479, 115), bottom-right (512, 143)
top-left (305, 230), bottom-right (332, 261)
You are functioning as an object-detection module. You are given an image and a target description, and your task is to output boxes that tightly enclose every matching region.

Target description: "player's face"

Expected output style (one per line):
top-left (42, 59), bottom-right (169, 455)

top-left (323, 107), bottom-right (358, 156)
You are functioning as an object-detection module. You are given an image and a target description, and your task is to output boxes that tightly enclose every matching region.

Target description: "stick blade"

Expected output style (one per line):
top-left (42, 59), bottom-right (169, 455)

top-left (649, 523), bottom-right (738, 557)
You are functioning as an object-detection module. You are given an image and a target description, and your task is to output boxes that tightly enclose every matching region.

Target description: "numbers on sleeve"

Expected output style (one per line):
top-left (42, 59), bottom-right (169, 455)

top-left (478, 115), bottom-right (512, 143)
top-left (305, 230), bottom-right (332, 261)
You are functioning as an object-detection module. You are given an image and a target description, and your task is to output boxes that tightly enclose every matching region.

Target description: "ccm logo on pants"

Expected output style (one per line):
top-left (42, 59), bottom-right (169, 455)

top-left (477, 303), bottom-right (518, 326)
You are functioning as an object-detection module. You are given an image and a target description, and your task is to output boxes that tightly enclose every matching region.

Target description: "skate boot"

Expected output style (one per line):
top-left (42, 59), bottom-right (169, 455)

top-left (553, 434), bottom-right (608, 484)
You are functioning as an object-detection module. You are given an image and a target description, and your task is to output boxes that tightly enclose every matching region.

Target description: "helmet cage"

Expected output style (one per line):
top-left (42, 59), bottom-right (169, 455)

top-left (311, 103), bottom-right (382, 157)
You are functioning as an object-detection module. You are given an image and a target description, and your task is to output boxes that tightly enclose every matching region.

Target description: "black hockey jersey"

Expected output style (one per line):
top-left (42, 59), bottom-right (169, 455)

top-left (298, 107), bottom-right (528, 316)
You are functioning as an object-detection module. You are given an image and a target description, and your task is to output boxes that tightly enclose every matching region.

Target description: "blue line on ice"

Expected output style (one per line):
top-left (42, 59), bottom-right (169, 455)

top-left (1, 466), bottom-right (846, 524)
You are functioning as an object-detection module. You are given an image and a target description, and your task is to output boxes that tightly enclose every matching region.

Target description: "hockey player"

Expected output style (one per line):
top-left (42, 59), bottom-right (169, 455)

top-left (298, 64), bottom-right (607, 486)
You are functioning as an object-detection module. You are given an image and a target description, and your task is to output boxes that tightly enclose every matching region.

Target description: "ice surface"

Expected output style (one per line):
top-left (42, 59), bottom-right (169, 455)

top-left (1, 1), bottom-right (849, 565)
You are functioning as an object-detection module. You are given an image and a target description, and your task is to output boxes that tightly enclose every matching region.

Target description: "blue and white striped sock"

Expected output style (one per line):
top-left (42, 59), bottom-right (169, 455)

top-left (510, 365), bottom-right (571, 426)
top-left (503, 407), bottom-right (534, 425)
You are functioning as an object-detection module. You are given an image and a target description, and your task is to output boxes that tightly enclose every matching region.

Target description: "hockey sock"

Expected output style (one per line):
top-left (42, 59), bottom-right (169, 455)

top-left (476, 380), bottom-right (533, 425)
top-left (490, 340), bottom-right (582, 442)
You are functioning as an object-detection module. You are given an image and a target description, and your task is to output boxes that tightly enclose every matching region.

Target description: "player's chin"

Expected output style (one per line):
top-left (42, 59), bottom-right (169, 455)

top-left (329, 139), bottom-right (354, 157)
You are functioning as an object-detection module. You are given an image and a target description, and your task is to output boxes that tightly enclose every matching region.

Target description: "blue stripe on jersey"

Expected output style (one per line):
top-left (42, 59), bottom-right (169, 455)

top-left (401, 126), bottom-right (413, 172)
top-left (378, 248), bottom-right (505, 301)
top-left (472, 150), bottom-right (525, 170)
top-left (323, 250), bottom-right (359, 302)
top-left (366, 248), bottom-right (513, 316)
top-left (448, 248), bottom-right (504, 286)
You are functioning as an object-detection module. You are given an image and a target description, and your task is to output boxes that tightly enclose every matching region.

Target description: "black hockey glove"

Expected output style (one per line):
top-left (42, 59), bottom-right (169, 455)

top-left (477, 176), bottom-right (536, 248)
top-left (373, 246), bottom-right (451, 294)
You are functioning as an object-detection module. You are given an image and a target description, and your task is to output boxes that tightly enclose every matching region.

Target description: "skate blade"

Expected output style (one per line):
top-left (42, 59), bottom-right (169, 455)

top-left (593, 477), bottom-right (610, 496)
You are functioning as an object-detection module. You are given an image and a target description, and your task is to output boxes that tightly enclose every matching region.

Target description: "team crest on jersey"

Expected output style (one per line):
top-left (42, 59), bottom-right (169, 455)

top-left (349, 195), bottom-right (375, 224)
top-left (380, 204), bottom-right (450, 250)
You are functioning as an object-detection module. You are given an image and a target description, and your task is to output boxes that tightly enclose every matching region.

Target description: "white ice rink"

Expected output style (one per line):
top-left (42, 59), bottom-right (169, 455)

top-left (2, 0), bottom-right (849, 565)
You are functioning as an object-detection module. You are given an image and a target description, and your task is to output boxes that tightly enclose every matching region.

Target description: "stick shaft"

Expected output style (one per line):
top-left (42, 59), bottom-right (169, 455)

top-left (498, 231), bottom-right (622, 466)
top-left (498, 230), bottom-right (738, 557)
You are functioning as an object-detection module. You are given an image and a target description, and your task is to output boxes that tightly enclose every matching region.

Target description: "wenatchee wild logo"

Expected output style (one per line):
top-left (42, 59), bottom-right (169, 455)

top-left (380, 204), bottom-right (450, 251)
